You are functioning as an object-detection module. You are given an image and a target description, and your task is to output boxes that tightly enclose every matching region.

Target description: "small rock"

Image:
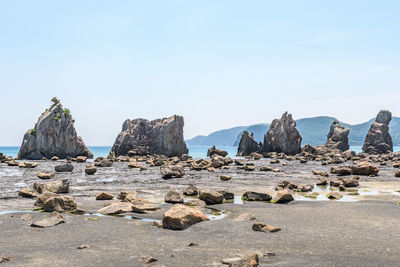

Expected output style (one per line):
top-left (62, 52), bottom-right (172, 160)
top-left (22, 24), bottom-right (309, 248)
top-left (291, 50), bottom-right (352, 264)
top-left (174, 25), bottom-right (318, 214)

top-left (18, 162), bottom-right (38, 168)
top-left (95, 159), bottom-right (113, 167)
top-left (131, 204), bottom-right (160, 214)
top-left (96, 192), bottom-right (114, 200)
top-left (160, 165), bottom-right (185, 178)
top-left (33, 179), bottom-right (69, 194)
top-left (220, 175), bottom-right (232, 181)
top-left (395, 170), bottom-right (400, 177)
top-left (165, 190), bottom-right (184, 204)
top-left (43, 195), bottom-right (77, 212)
top-left (183, 186), bottom-right (198, 196)
top-left (342, 178), bottom-right (359, 187)
top-left (18, 188), bottom-right (38, 198)
top-left (260, 166), bottom-right (273, 171)
top-left (331, 166), bottom-right (351, 176)
top-left (326, 192), bottom-right (343, 199)
top-left (0, 256), bottom-right (13, 264)
top-left (162, 204), bottom-right (209, 230)
top-left (118, 191), bottom-right (137, 203)
top-left (218, 191), bottom-right (234, 200)
top-left (140, 255), bottom-right (157, 264)
top-left (199, 189), bottom-right (224, 205)
top-left (242, 191), bottom-right (272, 201)
top-left (233, 213), bottom-right (256, 222)
top-left (252, 222), bottom-right (281, 233)
top-left (37, 172), bottom-right (55, 179)
top-left (85, 164), bottom-right (97, 175)
top-left (272, 190), bottom-right (294, 203)
top-left (97, 202), bottom-right (133, 215)
top-left (77, 244), bottom-right (90, 249)
top-left (76, 156), bottom-right (87, 163)
top-left (51, 156), bottom-right (59, 161)
top-left (316, 178), bottom-right (328, 186)
top-left (31, 213), bottom-right (65, 228)
top-left (55, 162), bottom-right (74, 172)
top-left (234, 159), bottom-right (245, 166)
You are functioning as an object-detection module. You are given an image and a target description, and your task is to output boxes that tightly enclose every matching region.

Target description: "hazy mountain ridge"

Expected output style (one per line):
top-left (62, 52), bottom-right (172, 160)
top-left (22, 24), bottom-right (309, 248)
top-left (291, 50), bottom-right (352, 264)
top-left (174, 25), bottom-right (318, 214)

top-left (186, 116), bottom-right (400, 147)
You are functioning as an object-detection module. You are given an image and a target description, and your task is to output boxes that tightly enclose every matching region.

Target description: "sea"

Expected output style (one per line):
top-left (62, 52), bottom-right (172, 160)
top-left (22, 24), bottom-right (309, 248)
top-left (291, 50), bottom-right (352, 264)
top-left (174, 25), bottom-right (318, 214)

top-left (1, 146), bottom-right (400, 159)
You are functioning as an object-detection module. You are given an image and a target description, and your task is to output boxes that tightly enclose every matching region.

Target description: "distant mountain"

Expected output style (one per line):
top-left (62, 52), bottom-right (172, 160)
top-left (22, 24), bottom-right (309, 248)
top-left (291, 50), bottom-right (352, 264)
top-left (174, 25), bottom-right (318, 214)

top-left (186, 116), bottom-right (400, 147)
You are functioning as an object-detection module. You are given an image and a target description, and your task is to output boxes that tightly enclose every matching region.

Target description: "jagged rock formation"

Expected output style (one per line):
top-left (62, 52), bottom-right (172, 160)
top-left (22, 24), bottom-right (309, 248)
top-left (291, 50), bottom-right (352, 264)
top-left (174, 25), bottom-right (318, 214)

top-left (262, 112), bottom-right (302, 155)
top-left (18, 99), bottom-right (92, 160)
top-left (362, 110), bottom-right (393, 154)
top-left (325, 121), bottom-right (350, 151)
top-left (237, 131), bottom-right (260, 156)
top-left (111, 115), bottom-right (188, 157)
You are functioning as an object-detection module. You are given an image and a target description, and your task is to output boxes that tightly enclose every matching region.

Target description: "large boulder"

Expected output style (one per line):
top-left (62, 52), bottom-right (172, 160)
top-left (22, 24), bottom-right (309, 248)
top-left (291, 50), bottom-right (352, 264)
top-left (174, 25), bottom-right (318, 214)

top-left (18, 99), bottom-right (92, 160)
top-left (362, 110), bottom-right (393, 154)
top-left (237, 131), bottom-right (261, 156)
top-left (262, 112), bottom-right (302, 155)
top-left (325, 121), bottom-right (350, 151)
top-left (110, 115), bottom-right (188, 157)
top-left (162, 204), bottom-right (209, 230)
top-left (351, 161), bottom-right (379, 176)
top-left (160, 165), bottom-right (185, 179)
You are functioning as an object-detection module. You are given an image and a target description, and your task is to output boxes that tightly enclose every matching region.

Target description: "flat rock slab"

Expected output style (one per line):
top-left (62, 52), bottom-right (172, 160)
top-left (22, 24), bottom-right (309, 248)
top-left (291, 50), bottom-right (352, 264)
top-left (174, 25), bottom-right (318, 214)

top-left (31, 214), bottom-right (65, 228)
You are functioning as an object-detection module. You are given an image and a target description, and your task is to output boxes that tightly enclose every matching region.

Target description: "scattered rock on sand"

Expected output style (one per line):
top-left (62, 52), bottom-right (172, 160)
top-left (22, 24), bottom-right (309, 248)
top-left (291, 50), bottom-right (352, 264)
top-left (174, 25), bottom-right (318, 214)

top-left (233, 213), bottom-right (256, 222)
top-left (31, 213), bottom-right (65, 228)
top-left (18, 162), bottom-right (38, 168)
top-left (140, 255), bottom-right (157, 264)
top-left (316, 178), bottom-right (328, 186)
top-left (242, 191), bottom-right (272, 201)
top-left (118, 190), bottom-right (137, 202)
top-left (85, 164), bottom-right (97, 175)
top-left (221, 253), bottom-right (259, 267)
top-left (160, 165), bottom-right (185, 178)
top-left (326, 192), bottom-right (343, 200)
top-left (252, 222), bottom-right (281, 233)
top-left (97, 202), bottom-right (133, 215)
top-left (342, 178), bottom-right (359, 187)
top-left (55, 162), bottom-right (74, 172)
top-left (43, 195), bottom-right (77, 212)
top-left (76, 156), bottom-right (87, 163)
top-left (207, 146), bottom-right (228, 158)
top-left (312, 169), bottom-right (329, 177)
top-left (37, 172), bottom-right (55, 179)
top-left (77, 244), bottom-right (90, 249)
top-left (199, 190), bottom-right (224, 205)
top-left (272, 190), bottom-right (294, 203)
top-left (96, 192), bottom-right (114, 200)
top-left (183, 186), bottom-right (198, 196)
top-left (331, 166), bottom-right (352, 176)
top-left (18, 188), bottom-right (38, 198)
top-left (95, 159), bottom-right (113, 167)
top-left (220, 175), bottom-right (232, 181)
top-left (395, 170), bottom-right (400, 177)
top-left (162, 204), bottom-right (209, 230)
top-left (33, 179), bottom-right (69, 194)
top-left (351, 161), bottom-right (379, 176)
top-left (165, 190), bottom-right (184, 203)
top-left (131, 204), bottom-right (161, 214)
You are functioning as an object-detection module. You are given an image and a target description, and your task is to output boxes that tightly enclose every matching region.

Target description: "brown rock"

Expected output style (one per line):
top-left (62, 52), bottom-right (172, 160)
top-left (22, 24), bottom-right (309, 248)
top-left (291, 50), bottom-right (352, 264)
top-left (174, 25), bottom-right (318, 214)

top-left (96, 192), bottom-right (114, 200)
top-left (252, 222), bottom-right (281, 233)
top-left (162, 204), bottom-right (209, 230)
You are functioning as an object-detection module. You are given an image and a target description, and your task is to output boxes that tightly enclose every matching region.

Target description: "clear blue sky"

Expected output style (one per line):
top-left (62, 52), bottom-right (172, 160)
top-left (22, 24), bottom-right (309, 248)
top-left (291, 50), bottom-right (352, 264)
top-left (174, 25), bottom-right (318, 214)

top-left (1, 0), bottom-right (399, 145)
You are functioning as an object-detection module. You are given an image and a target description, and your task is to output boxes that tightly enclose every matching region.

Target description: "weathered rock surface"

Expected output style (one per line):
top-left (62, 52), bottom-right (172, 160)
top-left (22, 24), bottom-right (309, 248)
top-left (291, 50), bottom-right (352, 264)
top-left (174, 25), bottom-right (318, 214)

top-left (325, 121), bottom-right (350, 151)
top-left (118, 191), bottom-right (137, 202)
top-left (273, 190), bottom-right (294, 203)
top-left (18, 188), bottom-right (38, 198)
top-left (252, 222), bottom-right (281, 233)
top-left (18, 162), bottom-right (38, 168)
top-left (162, 204), bottom-right (209, 230)
top-left (18, 100), bottom-right (92, 160)
top-left (262, 112), bottom-right (302, 155)
top-left (165, 190), bottom-right (184, 203)
top-left (131, 204), bottom-right (160, 214)
top-left (33, 179), bottom-right (69, 194)
top-left (237, 131), bottom-right (260, 156)
top-left (207, 146), bottom-right (228, 158)
top-left (233, 213), bottom-right (256, 222)
top-left (95, 159), bottom-right (113, 167)
top-left (110, 115), bottom-right (188, 157)
top-left (31, 213), bottom-right (65, 228)
top-left (242, 191), bottom-right (272, 201)
top-left (97, 202), bottom-right (133, 215)
top-left (183, 186), bottom-right (198, 196)
top-left (199, 189), bottom-right (224, 205)
top-left (362, 110), bottom-right (393, 154)
top-left (85, 164), bottom-right (97, 175)
top-left (351, 161), bottom-right (379, 176)
top-left (331, 166), bottom-right (352, 176)
top-left (160, 165), bottom-right (185, 179)
top-left (221, 253), bottom-right (259, 267)
top-left (43, 195), bottom-right (77, 212)
top-left (55, 162), bottom-right (74, 172)
top-left (96, 192), bottom-right (114, 200)
top-left (37, 172), bottom-right (55, 179)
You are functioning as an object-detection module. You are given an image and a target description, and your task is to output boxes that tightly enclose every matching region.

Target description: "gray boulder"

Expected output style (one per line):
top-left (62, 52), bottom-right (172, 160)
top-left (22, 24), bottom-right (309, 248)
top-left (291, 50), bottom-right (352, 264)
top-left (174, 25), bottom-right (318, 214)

top-left (237, 131), bottom-right (260, 156)
top-left (325, 121), bottom-right (349, 151)
top-left (110, 115), bottom-right (188, 157)
top-left (262, 112), bottom-right (302, 155)
top-left (207, 146), bottom-right (228, 158)
top-left (18, 99), bottom-right (92, 160)
top-left (362, 110), bottom-right (393, 154)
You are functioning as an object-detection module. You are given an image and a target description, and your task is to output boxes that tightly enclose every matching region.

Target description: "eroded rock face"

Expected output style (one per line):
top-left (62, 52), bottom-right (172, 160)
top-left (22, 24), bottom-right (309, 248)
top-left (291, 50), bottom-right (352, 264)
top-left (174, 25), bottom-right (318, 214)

top-left (325, 121), bottom-right (350, 151)
top-left (237, 131), bottom-right (260, 156)
top-left (111, 115), bottom-right (188, 157)
top-left (362, 110), bottom-right (393, 154)
top-left (18, 100), bottom-right (92, 160)
top-left (262, 112), bottom-right (302, 155)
